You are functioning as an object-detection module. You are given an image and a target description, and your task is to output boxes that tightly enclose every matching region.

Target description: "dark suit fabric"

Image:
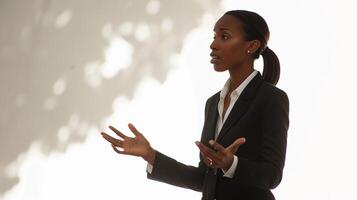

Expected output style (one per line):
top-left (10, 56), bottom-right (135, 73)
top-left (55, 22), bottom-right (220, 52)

top-left (147, 73), bottom-right (289, 200)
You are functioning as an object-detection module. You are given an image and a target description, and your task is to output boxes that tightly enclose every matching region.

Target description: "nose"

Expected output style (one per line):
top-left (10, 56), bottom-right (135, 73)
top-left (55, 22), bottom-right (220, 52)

top-left (210, 39), bottom-right (217, 50)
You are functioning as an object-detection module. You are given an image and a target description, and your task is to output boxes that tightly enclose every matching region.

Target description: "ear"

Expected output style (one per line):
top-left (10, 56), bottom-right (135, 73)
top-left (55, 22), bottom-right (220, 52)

top-left (246, 40), bottom-right (261, 55)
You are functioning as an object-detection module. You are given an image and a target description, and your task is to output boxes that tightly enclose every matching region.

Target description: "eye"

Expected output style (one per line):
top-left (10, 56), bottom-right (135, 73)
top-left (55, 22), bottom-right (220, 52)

top-left (222, 34), bottom-right (229, 40)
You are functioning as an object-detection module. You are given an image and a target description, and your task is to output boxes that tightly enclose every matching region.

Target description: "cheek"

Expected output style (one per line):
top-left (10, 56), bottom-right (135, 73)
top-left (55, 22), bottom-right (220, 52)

top-left (223, 43), bottom-right (245, 62)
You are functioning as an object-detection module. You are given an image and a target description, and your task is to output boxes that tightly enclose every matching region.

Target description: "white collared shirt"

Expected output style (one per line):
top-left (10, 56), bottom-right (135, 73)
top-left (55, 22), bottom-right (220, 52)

top-left (147, 70), bottom-right (258, 178)
top-left (217, 70), bottom-right (258, 178)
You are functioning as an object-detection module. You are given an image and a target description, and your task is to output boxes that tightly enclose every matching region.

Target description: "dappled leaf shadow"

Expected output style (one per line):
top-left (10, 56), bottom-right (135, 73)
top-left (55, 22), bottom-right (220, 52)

top-left (0, 0), bottom-right (219, 194)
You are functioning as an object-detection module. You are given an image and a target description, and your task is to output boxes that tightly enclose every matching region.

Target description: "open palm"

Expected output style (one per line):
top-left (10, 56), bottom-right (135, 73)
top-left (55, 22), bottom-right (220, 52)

top-left (101, 123), bottom-right (152, 158)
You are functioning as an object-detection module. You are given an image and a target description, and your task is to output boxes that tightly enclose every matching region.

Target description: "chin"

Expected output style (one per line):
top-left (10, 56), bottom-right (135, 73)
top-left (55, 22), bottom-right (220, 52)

top-left (213, 64), bottom-right (228, 72)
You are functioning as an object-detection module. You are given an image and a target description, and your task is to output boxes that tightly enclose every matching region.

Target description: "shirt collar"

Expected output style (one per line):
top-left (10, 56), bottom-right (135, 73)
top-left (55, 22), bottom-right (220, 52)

top-left (220, 70), bottom-right (258, 99)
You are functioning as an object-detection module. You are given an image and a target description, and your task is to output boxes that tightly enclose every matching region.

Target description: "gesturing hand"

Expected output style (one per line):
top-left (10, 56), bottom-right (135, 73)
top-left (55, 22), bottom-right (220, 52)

top-left (100, 123), bottom-right (156, 164)
top-left (195, 138), bottom-right (246, 171)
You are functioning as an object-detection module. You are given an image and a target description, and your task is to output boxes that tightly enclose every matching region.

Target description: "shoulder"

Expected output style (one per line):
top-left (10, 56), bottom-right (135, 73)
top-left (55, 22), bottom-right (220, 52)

top-left (259, 81), bottom-right (289, 103)
top-left (260, 81), bottom-right (287, 97)
top-left (206, 91), bottom-right (220, 104)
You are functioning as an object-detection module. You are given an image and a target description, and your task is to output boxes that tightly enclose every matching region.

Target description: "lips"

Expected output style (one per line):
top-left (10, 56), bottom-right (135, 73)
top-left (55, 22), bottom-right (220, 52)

top-left (210, 52), bottom-right (220, 64)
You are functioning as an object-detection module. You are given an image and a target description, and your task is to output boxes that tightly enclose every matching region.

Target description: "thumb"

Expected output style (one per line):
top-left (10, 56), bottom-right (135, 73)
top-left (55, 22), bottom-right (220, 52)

top-left (227, 137), bottom-right (246, 153)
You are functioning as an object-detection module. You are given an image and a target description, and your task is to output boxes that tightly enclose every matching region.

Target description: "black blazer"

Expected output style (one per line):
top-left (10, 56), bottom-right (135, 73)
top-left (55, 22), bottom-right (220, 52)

top-left (147, 72), bottom-right (289, 200)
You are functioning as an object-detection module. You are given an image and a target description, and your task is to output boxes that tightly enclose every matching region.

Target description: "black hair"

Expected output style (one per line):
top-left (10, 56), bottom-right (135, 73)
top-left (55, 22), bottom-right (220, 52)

top-left (225, 10), bottom-right (280, 85)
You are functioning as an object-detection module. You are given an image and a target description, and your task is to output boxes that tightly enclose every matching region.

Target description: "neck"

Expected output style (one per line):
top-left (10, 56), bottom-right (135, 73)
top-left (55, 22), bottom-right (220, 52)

top-left (228, 62), bottom-right (254, 92)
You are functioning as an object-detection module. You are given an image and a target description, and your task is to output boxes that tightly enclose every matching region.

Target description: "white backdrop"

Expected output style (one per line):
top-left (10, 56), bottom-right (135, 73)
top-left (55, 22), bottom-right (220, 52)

top-left (1, 0), bottom-right (357, 199)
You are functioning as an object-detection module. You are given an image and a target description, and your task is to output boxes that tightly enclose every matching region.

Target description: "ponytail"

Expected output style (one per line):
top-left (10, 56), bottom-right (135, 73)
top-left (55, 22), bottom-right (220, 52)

top-left (224, 10), bottom-right (281, 85)
top-left (261, 47), bottom-right (280, 85)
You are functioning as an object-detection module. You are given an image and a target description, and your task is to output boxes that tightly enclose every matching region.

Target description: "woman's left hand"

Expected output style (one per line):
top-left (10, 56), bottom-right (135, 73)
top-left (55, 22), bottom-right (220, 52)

top-left (195, 138), bottom-right (246, 171)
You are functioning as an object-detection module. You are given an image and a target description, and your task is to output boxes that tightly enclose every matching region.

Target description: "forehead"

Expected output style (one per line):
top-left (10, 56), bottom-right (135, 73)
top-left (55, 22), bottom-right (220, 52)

top-left (213, 14), bottom-right (243, 33)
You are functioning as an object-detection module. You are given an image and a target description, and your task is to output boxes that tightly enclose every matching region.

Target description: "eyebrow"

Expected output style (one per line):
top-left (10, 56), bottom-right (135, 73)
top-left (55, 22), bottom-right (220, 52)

top-left (213, 27), bottom-right (232, 33)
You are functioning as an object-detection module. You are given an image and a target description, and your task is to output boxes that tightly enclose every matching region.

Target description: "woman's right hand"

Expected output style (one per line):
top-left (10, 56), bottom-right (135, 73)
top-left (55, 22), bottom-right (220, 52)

top-left (101, 123), bottom-right (156, 165)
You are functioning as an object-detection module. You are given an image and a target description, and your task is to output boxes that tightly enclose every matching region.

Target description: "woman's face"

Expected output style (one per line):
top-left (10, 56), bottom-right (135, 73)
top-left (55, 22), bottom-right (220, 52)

top-left (210, 15), bottom-right (250, 72)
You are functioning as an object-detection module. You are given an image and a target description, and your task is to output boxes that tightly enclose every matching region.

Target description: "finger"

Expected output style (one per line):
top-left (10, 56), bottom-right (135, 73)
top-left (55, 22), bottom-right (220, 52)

top-left (111, 144), bottom-right (131, 155)
top-left (101, 132), bottom-right (117, 143)
top-left (195, 141), bottom-right (221, 163)
top-left (101, 132), bottom-right (122, 146)
top-left (196, 141), bottom-right (216, 157)
top-left (227, 137), bottom-right (246, 153)
top-left (128, 123), bottom-right (141, 136)
top-left (198, 148), bottom-right (214, 167)
top-left (111, 144), bottom-right (122, 154)
top-left (202, 155), bottom-right (214, 168)
top-left (208, 140), bottom-right (226, 155)
top-left (109, 125), bottom-right (127, 139)
top-left (200, 149), bottom-right (220, 165)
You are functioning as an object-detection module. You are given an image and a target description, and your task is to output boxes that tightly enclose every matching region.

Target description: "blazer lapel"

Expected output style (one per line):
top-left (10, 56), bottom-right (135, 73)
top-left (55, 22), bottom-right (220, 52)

top-left (202, 94), bottom-right (219, 143)
top-left (216, 73), bottom-right (264, 142)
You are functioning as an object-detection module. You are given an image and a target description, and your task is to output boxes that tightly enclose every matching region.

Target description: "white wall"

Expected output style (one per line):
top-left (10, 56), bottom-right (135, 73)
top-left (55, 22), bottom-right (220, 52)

top-left (1, 0), bottom-right (356, 199)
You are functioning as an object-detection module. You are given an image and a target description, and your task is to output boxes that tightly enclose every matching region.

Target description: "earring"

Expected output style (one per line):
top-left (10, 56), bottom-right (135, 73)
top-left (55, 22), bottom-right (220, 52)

top-left (247, 50), bottom-right (251, 54)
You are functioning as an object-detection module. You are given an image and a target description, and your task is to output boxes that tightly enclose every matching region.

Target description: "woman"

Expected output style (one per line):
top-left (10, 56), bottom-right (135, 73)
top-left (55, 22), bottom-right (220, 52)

top-left (101, 10), bottom-right (289, 200)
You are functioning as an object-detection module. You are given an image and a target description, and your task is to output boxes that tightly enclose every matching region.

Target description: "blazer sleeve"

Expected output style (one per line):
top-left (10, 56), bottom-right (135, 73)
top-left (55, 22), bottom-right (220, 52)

top-left (147, 151), bottom-right (206, 191)
top-left (231, 89), bottom-right (289, 189)
top-left (146, 99), bottom-right (212, 191)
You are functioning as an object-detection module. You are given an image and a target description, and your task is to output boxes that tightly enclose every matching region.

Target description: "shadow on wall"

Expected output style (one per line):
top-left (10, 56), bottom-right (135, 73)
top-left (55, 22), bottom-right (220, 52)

top-left (0, 0), bottom-right (219, 194)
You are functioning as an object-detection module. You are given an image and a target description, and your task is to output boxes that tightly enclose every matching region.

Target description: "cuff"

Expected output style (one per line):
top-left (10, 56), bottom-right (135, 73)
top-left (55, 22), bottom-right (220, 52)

top-left (222, 155), bottom-right (238, 178)
top-left (146, 163), bottom-right (153, 174)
